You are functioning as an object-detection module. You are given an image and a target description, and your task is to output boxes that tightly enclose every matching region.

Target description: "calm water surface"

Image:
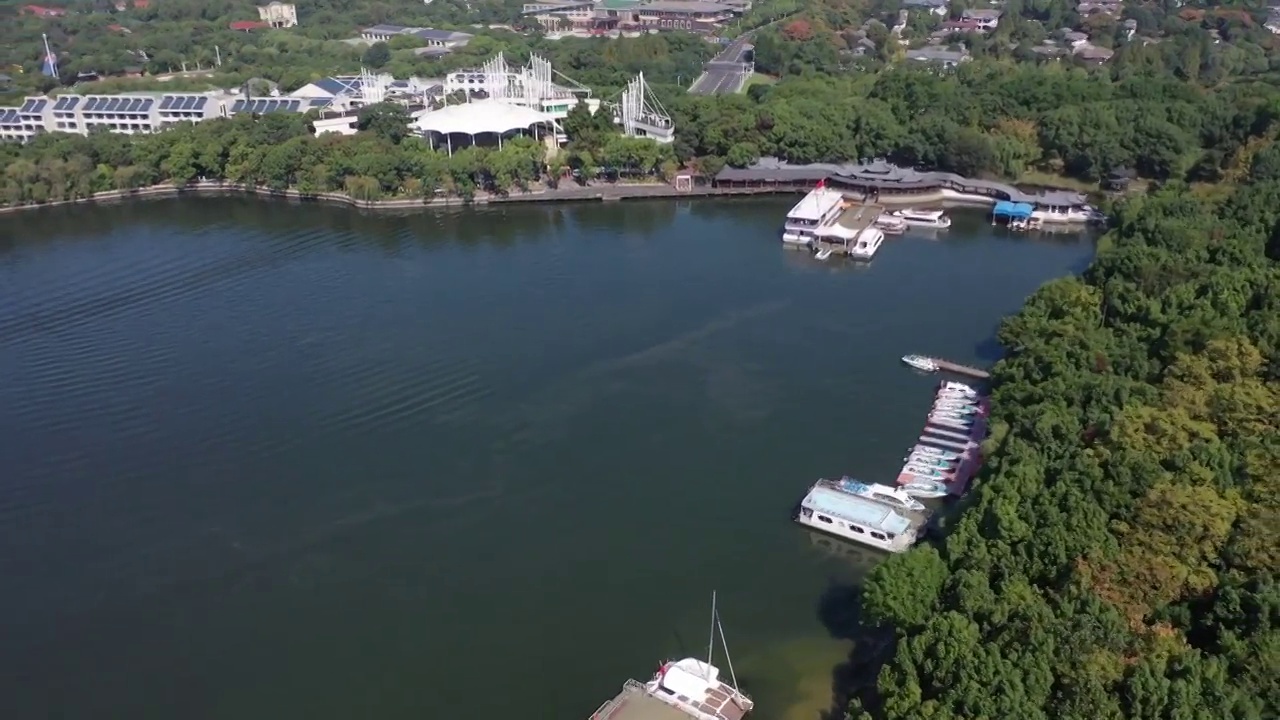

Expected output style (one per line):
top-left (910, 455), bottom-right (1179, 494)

top-left (0, 198), bottom-right (1093, 719)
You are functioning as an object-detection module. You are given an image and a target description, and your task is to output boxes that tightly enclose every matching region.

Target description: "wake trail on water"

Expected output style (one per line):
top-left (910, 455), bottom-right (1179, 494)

top-left (500, 299), bottom-right (791, 447)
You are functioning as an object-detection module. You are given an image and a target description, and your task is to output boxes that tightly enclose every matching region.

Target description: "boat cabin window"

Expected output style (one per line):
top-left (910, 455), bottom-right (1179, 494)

top-left (870, 531), bottom-right (887, 541)
top-left (848, 524), bottom-right (864, 534)
top-left (817, 515), bottom-right (833, 524)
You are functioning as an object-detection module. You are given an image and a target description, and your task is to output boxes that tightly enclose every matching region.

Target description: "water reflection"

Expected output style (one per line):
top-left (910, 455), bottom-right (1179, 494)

top-left (801, 529), bottom-right (888, 575)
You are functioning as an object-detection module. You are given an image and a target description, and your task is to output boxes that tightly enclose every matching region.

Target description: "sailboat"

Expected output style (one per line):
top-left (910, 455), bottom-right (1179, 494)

top-left (589, 593), bottom-right (753, 720)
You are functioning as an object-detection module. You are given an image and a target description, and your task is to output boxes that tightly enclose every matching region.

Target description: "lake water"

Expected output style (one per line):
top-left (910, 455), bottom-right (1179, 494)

top-left (0, 197), bottom-right (1093, 720)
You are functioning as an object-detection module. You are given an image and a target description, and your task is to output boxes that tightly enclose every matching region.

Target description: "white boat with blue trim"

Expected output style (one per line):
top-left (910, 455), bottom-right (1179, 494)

top-left (794, 482), bottom-right (920, 552)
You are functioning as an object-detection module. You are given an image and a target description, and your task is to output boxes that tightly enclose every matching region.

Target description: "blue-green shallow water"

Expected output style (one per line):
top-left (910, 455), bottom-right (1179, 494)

top-left (0, 198), bottom-right (1093, 719)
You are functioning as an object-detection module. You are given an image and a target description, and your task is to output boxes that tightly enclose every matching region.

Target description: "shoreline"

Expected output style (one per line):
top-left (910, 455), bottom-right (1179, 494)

top-left (0, 180), bottom-right (805, 215)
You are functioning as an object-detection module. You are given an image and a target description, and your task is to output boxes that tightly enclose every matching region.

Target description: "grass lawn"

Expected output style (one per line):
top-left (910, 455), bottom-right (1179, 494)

top-left (740, 72), bottom-right (779, 93)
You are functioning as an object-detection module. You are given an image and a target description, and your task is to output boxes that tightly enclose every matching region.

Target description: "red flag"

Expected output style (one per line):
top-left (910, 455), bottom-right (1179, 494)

top-left (816, 178), bottom-right (826, 189)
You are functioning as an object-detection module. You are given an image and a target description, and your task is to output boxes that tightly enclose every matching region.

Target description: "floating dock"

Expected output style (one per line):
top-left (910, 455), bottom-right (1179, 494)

top-left (810, 202), bottom-right (883, 259)
top-left (894, 383), bottom-right (989, 496)
top-left (927, 357), bottom-right (991, 379)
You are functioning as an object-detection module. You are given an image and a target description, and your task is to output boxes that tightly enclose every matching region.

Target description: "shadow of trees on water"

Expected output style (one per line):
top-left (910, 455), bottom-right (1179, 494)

top-left (815, 580), bottom-right (895, 720)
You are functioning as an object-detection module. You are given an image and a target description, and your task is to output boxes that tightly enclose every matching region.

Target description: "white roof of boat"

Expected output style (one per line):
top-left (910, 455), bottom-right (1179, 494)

top-left (803, 486), bottom-right (912, 534)
top-left (786, 188), bottom-right (843, 221)
top-left (660, 658), bottom-right (719, 699)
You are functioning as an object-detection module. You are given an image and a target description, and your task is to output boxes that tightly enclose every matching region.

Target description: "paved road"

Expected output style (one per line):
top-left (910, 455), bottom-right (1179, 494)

top-left (688, 35), bottom-right (753, 96)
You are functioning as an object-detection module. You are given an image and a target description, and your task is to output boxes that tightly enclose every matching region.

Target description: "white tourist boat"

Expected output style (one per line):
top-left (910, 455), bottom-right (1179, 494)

top-left (1031, 203), bottom-right (1108, 225)
top-left (941, 381), bottom-right (979, 396)
top-left (900, 479), bottom-right (949, 498)
top-left (828, 477), bottom-right (926, 513)
top-left (901, 354), bottom-right (938, 372)
top-left (930, 414), bottom-right (974, 428)
top-left (589, 594), bottom-right (753, 720)
top-left (933, 402), bottom-right (978, 414)
top-left (846, 227), bottom-right (886, 260)
top-left (874, 213), bottom-right (908, 234)
top-left (782, 188), bottom-right (845, 245)
top-left (795, 482), bottom-right (919, 553)
top-left (891, 208), bottom-right (951, 229)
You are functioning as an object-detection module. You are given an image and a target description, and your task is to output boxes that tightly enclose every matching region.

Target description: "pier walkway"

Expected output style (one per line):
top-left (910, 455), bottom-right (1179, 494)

top-left (929, 358), bottom-right (991, 379)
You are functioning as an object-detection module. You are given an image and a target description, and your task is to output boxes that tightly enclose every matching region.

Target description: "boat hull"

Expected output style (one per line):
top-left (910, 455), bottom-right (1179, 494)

top-left (793, 510), bottom-right (913, 553)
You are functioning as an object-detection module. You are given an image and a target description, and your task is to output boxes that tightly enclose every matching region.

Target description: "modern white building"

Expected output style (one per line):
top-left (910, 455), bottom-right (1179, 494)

top-left (442, 53), bottom-right (597, 123)
top-left (256, 2), bottom-right (298, 28)
top-left (0, 92), bottom-right (231, 141)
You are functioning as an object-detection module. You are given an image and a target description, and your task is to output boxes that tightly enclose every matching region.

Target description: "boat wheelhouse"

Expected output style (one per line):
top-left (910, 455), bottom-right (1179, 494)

top-left (795, 483), bottom-right (919, 552)
top-left (891, 208), bottom-right (951, 229)
top-left (874, 213), bottom-right (907, 234)
top-left (589, 595), bottom-right (753, 720)
top-left (782, 188), bottom-right (845, 245)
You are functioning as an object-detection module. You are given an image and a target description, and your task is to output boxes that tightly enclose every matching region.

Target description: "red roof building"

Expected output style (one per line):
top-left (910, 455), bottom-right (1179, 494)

top-left (22, 4), bottom-right (68, 17)
top-left (229, 20), bottom-right (269, 31)
top-left (943, 19), bottom-right (984, 32)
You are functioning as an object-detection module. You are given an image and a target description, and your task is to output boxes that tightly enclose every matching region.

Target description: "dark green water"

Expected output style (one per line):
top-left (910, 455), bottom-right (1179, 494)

top-left (0, 198), bottom-right (1093, 720)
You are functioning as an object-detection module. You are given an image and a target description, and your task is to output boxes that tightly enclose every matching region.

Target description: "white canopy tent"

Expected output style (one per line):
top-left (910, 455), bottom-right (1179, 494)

top-left (411, 99), bottom-right (560, 155)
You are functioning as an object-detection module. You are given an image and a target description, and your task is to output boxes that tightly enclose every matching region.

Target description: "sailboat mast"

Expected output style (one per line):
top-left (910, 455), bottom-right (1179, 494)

top-left (717, 604), bottom-right (742, 692)
top-left (705, 591), bottom-right (717, 680)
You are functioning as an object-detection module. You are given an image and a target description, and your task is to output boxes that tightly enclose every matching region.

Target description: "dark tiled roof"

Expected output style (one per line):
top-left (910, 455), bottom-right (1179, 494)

top-left (717, 158), bottom-right (1087, 207)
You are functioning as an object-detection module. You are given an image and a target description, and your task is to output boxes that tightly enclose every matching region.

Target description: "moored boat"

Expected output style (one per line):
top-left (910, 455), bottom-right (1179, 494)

top-left (589, 594), bottom-right (753, 720)
top-left (901, 354), bottom-right (938, 372)
top-left (874, 214), bottom-right (908, 234)
top-left (795, 482), bottom-right (920, 552)
top-left (891, 208), bottom-right (952, 229)
top-left (846, 227), bottom-right (886, 261)
top-left (782, 187), bottom-right (845, 245)
top-left (830, 477), bottom-right (926, 513)
top-left (941, 381), bottom-right (978, 396)
top-left (900, 479), bottom-right (948, 498)
top-left (911, 445), bottom-right (960, 460)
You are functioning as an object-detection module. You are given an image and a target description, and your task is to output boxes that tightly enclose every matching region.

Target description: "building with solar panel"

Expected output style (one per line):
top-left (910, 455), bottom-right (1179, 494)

top-left (0, 91), bottom-right (231, 141)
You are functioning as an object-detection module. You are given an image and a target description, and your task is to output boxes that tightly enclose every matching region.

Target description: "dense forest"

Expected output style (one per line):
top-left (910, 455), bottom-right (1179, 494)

top-left (851, 141), bottom-right (1280, 719)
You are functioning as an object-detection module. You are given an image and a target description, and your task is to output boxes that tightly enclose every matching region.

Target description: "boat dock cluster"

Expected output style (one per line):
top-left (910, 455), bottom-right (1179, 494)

top-left (781, 186), bottom-right (957, 262)
top-left (792, 380), bottom-right (989, 554)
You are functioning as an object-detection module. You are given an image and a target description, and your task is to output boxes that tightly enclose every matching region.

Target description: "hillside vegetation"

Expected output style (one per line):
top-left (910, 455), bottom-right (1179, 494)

top-left (853, 156), bottom-right (1280, 719)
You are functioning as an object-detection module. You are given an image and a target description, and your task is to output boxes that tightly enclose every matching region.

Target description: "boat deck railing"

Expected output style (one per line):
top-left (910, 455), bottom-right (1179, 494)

top-left (590, 680), bottom-right (646, 720)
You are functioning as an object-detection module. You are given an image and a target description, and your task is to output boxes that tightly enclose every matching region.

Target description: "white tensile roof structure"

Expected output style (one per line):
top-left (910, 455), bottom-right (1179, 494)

top-left (412, 99), bottom-right (556, 135)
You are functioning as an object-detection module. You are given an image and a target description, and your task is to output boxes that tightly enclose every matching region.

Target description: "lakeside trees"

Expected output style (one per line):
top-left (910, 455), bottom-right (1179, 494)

top-left (0, 108), bottom-right (683, 206)
top-left (850, 148), bottom-right (1280, 719)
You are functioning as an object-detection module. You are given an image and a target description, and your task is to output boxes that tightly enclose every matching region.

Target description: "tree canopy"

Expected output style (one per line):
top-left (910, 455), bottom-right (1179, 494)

top-left (849, 134), bottom-right (1280, 720)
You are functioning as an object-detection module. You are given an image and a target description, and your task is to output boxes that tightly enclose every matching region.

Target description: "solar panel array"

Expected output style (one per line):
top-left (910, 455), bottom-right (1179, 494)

top-left (82, 96), bottom-right (155, 113)
top-left (19, 97), bottom-right (48, 114)
top-left (159, 95), bottom-right (210, 112)
top-left (0, 108), bottom-right (22, 124)
top-left (230, 98), bottom-right (303, 114)
top-left (53, 96), bottom-right (83, 112)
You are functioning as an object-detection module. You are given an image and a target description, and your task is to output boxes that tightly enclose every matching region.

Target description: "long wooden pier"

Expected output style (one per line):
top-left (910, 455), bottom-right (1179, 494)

top-left (930, 358), bottom-right (991, 380)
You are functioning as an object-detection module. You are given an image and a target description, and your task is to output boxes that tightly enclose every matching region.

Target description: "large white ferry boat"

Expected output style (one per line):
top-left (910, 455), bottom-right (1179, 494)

top-left (589, 595), bottom-right (753, 720)
top-left (782, 188), bottom-right (845, 245)
top-left (794, 482), bottom-right (919, 553)
top-left (891, 208), bottom-right (951, 229)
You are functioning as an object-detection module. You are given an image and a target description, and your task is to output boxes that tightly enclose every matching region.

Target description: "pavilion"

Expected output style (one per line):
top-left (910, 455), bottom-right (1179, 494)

top-left (411, 99), bottom-right (562, 155)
